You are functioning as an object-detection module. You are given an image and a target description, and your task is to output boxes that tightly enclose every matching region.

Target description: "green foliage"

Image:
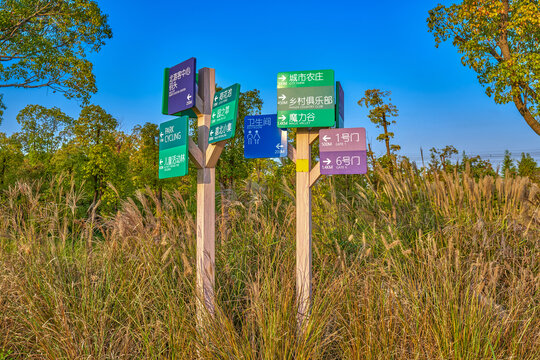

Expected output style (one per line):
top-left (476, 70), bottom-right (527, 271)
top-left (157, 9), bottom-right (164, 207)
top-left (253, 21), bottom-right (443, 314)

top-left (131, 122), bottom-right (160, 191)
top-left (427, 0), bottom-right (540, 135)
top-left (69, 104), bottom-right (120, 209)
top-left (217, 88), bottom-right (263, 189)
top-left (429, 145), bottom-right (458, 173)
top-left (0, 132), bottom-right (23, 188)
top-left (16, 105), bottom-right (73, 176)
top-left (517, 152), bottom-right (539, 180)
top-left (358, 89), bottom-right (400, 166)
top-left (502, 149), bottom-right (517, 177)
top-left (0, 0), bottom-right (112, 119)
top-left (459, 152), bottom-right (497, 178)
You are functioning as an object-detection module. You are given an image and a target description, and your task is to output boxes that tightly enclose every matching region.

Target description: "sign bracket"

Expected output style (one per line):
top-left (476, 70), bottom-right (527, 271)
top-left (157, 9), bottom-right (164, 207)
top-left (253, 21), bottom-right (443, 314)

top-left (309, 162), bottom-right (321, 188)
top-left (206, 140), bottom-right (227, 168)
top-left (193, 94), bottom-right (205, 115)
top-left (287, 143), bottom-right (297, 163)
top-left (309, 132), bottom-right (319, 145)
top-left (188, 138), bottom-right (204, 169)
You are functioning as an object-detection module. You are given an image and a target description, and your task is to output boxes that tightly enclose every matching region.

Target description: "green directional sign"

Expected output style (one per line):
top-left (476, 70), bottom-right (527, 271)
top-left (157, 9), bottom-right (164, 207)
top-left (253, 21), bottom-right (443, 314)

top-left (159, 116), bottom-right (189, 179)
top-left (277, 70), bottom-right (335, 128)
top-left (209, 83), bottom-right (240, 143)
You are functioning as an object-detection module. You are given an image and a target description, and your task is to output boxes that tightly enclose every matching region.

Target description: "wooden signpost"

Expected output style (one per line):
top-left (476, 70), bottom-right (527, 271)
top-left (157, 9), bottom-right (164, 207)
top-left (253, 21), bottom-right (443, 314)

top-left (161, 65), bottom-right (227, 319)
top-left (159, 61), bottom-right (366, 331)
top-left (289, 129), bottom-right (321, 325)
top-left (277, 70), bottom-right (365, 328)
top-left (277, 70), bottom-right (336, 327)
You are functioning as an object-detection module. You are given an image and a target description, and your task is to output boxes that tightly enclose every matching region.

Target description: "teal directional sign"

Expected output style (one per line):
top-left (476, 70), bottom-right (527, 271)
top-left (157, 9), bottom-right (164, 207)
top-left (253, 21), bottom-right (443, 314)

top-left (159, 116), bottom-right (189, 179)
top-left (277, 70), bottom-right (335, 128)
top-left (209, 84), bottom-right (240, 144)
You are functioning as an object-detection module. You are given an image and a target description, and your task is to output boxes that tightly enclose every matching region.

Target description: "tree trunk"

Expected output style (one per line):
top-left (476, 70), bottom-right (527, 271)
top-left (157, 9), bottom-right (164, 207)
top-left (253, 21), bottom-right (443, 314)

top-left (513, 93), bottom-right (540, 136)
top-left (91, 173), bottom-right (100, 212)
top-left (498, 2), bottom-right (540, 136)
top-left (368, 143), bottom-right (376, 167)
top-left (382, 114), bottom-right (391, 159)
top-left (382, 114), bottom-right (394, 174)
top-left (0, 157), bottom-right (5, 186)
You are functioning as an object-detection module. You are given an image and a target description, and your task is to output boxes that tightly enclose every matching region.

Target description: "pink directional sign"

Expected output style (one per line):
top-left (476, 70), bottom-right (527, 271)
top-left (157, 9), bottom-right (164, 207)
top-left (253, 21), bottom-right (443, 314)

top-left (319, 127), bottom-right (367, 175)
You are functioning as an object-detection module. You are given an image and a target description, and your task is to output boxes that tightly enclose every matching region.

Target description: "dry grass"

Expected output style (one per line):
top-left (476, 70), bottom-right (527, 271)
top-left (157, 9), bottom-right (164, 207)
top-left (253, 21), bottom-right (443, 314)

top-left (0, 169), bottom-right (538, 359)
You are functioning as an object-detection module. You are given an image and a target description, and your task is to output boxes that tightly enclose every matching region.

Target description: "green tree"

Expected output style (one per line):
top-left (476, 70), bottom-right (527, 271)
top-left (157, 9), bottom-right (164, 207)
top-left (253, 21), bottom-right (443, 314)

top-left (517, 152), bottom-right (538, 179)
top-left (459, 152), bottom-right (497, 178)
top-left (358, 89), bottom-right (400, 168)
top-left (427, 0), bottom-right (540, 135)
top-left (16, 105), bottom-right (72, 175)
top-left (429, 145), bottom-right (458, 173)
top-left (70, 104), bottom-right (119, 210)
top-left (216, 88), bottom-right (263, 189)
top-left (0, 0), bottom-right (112, 120)
top-left (0, 132), bottom-right (23, 188)
top-left (130, 122), bottom-right (160, 191)
top-left (501, 150), bottom-right (517, 177)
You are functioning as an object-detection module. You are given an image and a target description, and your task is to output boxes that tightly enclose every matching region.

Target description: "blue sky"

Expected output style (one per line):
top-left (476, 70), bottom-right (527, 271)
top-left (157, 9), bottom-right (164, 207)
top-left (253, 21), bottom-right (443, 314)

top-left (1, 0), bottom-right (538, 164)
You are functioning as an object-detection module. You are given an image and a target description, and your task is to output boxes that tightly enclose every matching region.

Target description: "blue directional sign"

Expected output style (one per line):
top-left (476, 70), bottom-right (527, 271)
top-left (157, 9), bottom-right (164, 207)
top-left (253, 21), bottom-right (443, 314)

top-left (244, 114), bottom-right (288, 159)
top-left (162, 57), bottom-right (197, 116)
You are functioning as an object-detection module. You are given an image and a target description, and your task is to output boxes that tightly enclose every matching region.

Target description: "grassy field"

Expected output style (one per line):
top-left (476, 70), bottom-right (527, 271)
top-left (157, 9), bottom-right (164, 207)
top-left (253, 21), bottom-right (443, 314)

top-left (0, 168), bottom-right (539, 359)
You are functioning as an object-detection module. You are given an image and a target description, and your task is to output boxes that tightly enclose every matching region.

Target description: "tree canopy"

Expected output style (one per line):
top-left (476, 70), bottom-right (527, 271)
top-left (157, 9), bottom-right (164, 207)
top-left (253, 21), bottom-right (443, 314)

top-left (427, 0), bottom-right (540, 135)
top-left (358, 89), bottom-right (400, 167)
top-left (0, 0), bottom-right (112, 121)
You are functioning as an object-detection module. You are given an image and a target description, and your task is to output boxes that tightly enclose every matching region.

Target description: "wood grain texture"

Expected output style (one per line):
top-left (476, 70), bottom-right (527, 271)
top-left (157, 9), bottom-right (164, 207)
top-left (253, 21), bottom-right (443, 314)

top-left (296, 128), bottom-right (312, 328)
top-left (196, 68), bottom-right (216, 318)
top-left (309, 162), bottom-right (321, 188)
top-left (188, 138), bottom-right (203, 169)
top-left (288, 143), bottom-right (297, 163)
top-left (193, 93), bottom-right (204, 115)
top-left (309, 132), bottom-right (319, 145)
top-left (206, 140), bottom-right (226, 168)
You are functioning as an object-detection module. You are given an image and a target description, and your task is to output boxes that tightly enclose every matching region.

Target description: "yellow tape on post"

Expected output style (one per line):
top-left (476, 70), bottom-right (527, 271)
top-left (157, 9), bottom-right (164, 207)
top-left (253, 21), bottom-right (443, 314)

top-left (296, 159), bottom-right (309, 172)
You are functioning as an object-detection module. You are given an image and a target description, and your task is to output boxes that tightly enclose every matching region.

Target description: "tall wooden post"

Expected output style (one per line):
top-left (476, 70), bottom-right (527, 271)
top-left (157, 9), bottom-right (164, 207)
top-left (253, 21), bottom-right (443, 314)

top-left (193, 68), bottom-right (217, 317)
top-left (296, 129), bottom-right (312, 324)
top-left (294, 128), bottom-right (321, 328)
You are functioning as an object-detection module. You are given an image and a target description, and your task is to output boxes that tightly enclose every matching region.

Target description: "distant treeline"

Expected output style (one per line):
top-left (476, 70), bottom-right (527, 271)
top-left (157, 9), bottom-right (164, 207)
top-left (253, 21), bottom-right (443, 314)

top-left (0, 100), bottom-right (538, 215)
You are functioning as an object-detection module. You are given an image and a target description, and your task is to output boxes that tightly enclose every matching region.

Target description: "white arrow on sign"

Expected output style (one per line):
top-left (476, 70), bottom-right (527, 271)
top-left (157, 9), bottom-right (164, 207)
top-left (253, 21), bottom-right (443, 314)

top-left (160, 159), bottom-right (163, 165)
top-left (276, 144), bottom-right (284, 149)
top-left (214, 95), bottom-right (218, 102)
top-left (187, 94), bottom-right (192, 100)
top-left (323, 135), bottom-right (331, 142)
top-left (323, 158), bottom-right (332, 165)
top-left (279, 115), bottom-right (286, 121)
top-left (279, 94), bottom-right (287, 101)
top-left (278, 75), bottom-right (286, 81)
top-left (210, 130), bottom-right (214, 136)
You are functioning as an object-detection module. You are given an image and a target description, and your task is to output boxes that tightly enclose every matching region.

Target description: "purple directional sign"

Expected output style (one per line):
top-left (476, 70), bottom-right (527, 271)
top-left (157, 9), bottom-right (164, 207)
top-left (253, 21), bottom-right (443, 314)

top-left (319, 127), bottom-right (367, 175)
top-left (163, 57), bottom-right (197, 115)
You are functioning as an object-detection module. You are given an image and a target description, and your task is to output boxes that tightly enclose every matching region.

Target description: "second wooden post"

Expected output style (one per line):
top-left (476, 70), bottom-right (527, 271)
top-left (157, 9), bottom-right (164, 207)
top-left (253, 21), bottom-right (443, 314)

top-left (296, 128), bottom-right (312, 325)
